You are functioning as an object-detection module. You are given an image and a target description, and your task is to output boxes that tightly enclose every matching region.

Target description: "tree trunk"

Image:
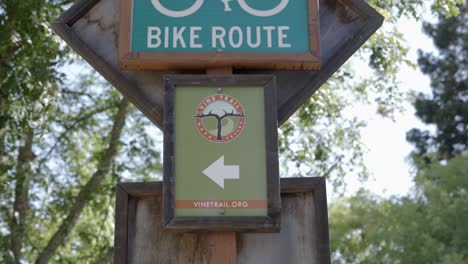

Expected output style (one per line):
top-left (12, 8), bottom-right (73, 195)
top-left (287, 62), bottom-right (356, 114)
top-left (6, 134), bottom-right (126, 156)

top-left (10, 128), bottom-right (35, 264)
top-left (216, 117), bottom-right (222, 140)
top-left (35, 98), bottom-right (129, 264)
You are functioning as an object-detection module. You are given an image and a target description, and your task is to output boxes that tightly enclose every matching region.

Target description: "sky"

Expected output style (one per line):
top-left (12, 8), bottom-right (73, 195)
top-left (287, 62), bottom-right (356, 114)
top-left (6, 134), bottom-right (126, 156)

top-left (338, 16), bottom-right (436, 198)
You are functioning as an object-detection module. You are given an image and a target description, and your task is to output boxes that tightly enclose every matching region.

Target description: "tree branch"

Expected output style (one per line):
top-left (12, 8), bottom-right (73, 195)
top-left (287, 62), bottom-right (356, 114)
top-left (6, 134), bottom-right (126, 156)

top-left (194, 111), bottom-right (220, 119)
top-left (32, 104), bottom-right (115, 180)
top-left (220, 110), bottom-right (245, 119)
top-left (10, 127), bottom-right (35, 264)
top-left (0, 44), bottom-right (21, 75)
top-left (34, 98), bottom-right (129, 264)
top-left (61, 89), bottom-right (100, 104)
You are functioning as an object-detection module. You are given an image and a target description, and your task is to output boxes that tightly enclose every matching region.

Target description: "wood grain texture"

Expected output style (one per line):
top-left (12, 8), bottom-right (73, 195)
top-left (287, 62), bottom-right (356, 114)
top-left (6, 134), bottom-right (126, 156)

top-left (59, 0), bottom-right (101, 26)
top-left (237, 192), bottom-right (317, 264)
top-left (114, 178), bottom-right (331, 264)
top-left (264, 77), bottom-right (281, 219)
top-left (129, 196), bottom-right (207, 264)
top-left (207, 232), bottom-right (236, 264)
top-left (113, 185), bottom-right (128, 264)
top-left (162, 77), bottom-right (175, 227)
top-left (308, 0), bottom-right (321, 58)
top-left (206, 67), bottom-right (233, 75)
top-left (119, 52), bottom-right (321, 71)
top-left (53, 0), bottom-right (383, 129)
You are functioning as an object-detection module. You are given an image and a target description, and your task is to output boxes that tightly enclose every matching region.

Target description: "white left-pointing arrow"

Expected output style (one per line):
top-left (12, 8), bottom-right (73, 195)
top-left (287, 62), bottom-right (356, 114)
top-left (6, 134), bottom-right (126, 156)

top-left (202, 155), bottom-right (240, 189)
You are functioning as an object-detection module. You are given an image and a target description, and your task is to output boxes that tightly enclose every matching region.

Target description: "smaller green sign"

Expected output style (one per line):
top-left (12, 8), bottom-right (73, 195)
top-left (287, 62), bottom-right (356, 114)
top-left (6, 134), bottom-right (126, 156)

top-left (163, 75), bottom-right (281, 231)
top-left (174, 86), bottom-right (267, 217)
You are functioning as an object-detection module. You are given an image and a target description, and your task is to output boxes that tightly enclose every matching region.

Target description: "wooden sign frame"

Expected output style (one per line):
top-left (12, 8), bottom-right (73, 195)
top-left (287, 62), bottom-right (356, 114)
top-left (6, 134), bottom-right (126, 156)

top-left (118, 0), bottom-right (320, 71)
top-left (163, 75), bottom-right (281, 231)
top-left (114, 177), bottom-right (331, 264)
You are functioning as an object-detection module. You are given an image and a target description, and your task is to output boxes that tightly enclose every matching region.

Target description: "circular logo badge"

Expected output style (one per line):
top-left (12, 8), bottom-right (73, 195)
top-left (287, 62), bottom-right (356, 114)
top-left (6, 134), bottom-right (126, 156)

top-left (194, 94), bottom-right (246, 143)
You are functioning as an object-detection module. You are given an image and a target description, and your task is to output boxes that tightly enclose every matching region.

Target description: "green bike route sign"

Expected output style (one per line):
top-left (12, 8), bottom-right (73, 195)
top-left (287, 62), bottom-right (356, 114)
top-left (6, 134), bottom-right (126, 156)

top-left (163, 75), bottom-right (280, 231)
top-left (119, 0), bottom-right (320, 70)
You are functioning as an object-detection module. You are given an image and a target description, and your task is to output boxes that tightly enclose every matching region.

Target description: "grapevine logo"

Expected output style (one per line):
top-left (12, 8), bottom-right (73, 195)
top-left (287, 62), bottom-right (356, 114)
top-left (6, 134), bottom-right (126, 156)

top-left (194, 94), bottom-right (246, 143)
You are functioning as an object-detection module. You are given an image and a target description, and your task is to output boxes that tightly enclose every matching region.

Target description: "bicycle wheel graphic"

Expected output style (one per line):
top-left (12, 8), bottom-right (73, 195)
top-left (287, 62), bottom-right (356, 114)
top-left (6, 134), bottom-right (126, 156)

top-left (238, 0), bottom-right (289, 17)
top-left (151, 0), bottom-right (204, 17)
top-left (152, 0), bottom-right (288, 18)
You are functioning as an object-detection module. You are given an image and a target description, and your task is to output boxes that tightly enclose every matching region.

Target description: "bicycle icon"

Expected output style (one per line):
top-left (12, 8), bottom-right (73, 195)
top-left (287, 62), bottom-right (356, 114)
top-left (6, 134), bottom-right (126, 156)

top-left (151, 0), bottom-right (289, 18)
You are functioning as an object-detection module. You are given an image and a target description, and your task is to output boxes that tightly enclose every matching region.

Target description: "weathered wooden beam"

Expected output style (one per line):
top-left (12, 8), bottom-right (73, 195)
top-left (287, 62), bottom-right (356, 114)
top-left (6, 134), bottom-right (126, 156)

top-left (114, 177), bottom-right (330, 264)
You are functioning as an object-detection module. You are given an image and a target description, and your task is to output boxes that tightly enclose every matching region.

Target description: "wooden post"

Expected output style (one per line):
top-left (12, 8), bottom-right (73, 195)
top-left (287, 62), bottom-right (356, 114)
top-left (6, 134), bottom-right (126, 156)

top-left (207, 231), bottom-right (237, 264)
top-left (205, 66), bottom-right (237, 264)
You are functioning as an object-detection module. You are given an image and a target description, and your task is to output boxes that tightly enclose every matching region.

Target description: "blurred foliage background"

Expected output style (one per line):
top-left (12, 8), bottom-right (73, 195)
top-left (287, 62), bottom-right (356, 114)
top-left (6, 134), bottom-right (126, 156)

top-left (0, 0), bottom-right (466, 263)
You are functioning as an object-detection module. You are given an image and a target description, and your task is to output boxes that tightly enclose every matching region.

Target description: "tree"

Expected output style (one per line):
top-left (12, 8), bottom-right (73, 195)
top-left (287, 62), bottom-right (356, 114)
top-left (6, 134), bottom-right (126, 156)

top-left (1, 64), bottom-right (162, 263)
top-left (280, 0), bottom-right (465, 190)
top-left (194, 110), bottom-right (245, 141)
top-left (330, 155), bottom-right (468, 264)
top-left (407, 2), bottom-right (467, 164)
top-left (330, 3), bottom-right (467, 262)
top-left (0, 1), bottom-right (69, 262)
